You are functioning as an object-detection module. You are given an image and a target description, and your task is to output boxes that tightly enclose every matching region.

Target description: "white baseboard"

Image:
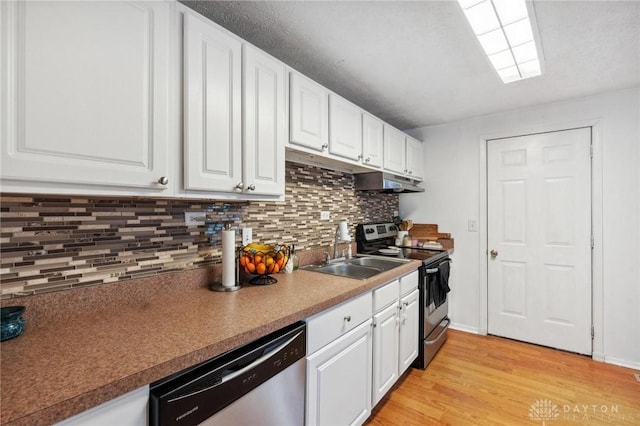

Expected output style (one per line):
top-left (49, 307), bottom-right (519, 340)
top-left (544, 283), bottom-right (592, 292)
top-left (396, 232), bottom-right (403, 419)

top-left (603, 356), bottom-right (640, 370)
top-left (449, 322), bottom-right (481, 334)
top-left (591, 352), bottom-right (606, 362)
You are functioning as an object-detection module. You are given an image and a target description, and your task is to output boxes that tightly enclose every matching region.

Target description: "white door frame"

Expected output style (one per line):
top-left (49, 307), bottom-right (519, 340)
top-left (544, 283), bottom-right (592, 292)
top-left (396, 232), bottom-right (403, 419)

top-left (478, 119), bottom-right (604, 361)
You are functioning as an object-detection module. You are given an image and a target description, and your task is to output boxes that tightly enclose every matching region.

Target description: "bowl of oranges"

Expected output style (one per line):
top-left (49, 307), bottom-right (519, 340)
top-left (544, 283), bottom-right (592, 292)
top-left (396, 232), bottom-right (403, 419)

top-left (239, 243), bottom-right (290, 285)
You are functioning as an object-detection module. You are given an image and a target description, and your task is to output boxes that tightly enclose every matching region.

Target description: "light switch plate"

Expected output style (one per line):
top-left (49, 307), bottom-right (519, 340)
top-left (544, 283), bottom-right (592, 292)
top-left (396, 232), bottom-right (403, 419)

top-left (184, 212), bottom-right (204, 226)
top-left (468, 219), bottom-right (478, 232)
top-left (242, 228), bottom-right (252, 245)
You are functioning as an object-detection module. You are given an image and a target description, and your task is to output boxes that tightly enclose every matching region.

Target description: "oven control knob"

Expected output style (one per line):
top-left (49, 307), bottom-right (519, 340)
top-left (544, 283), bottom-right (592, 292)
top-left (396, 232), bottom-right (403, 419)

top-left (365, 228), bottom-right (374, 234)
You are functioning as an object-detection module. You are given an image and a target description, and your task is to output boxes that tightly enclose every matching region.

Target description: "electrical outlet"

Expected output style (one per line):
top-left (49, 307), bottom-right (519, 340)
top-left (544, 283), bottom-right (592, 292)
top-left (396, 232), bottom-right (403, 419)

top-left (184, 212), bottom-right (204, 226)
top-left (468, 219), bottom-right (478, 232)
top-left (320, 211), bottom-right (330, 220)
top-left (393, 210), bottom-right (399, 217)
top-left (242, 228), bottom-right (252, 245)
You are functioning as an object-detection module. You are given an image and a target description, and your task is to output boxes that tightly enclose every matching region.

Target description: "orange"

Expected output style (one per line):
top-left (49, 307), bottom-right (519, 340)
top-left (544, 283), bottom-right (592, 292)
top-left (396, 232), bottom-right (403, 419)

top-left (240, 255), bottom-right (247, 267)
top-left (272, 263), bottom-right (280, 274)
top-left (256, 263), bottom-right (266, 275)
top-left (246, 262), bottom-right (256, 274)
top-left (267, 262), bottom-right (275, 273)
top-left (254, 254), bottom-right (263, 265)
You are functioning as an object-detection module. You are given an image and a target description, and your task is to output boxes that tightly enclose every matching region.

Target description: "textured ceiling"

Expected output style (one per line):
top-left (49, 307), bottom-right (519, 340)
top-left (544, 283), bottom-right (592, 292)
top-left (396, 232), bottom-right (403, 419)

top-left (180, 0), bottom-right (640, 130)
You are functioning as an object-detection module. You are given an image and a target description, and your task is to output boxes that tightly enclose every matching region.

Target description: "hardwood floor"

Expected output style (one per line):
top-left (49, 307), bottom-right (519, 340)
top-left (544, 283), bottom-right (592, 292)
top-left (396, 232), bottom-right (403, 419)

top-left (366, 330), bottom-right (640, 426)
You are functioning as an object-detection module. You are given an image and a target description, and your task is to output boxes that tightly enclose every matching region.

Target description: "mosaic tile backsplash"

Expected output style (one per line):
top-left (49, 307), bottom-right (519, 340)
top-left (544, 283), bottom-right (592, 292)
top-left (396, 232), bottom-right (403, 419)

top-left (0, 162), bottom-right (399, 298)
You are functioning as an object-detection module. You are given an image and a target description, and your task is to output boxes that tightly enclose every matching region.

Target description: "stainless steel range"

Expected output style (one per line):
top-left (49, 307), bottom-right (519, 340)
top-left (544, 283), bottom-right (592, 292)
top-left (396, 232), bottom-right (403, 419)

top-left (356, 222), bottom-right (452, 369)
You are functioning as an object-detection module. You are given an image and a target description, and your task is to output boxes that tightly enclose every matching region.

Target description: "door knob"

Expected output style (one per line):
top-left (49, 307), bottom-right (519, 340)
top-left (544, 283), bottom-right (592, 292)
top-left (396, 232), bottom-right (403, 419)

top-left (490, 249), bottom-right (498, 259)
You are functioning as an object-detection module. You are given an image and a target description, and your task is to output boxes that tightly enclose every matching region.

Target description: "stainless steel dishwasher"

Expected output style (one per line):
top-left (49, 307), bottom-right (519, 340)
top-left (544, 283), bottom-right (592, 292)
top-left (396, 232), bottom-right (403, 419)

top-left (149, 321), bottom-right (306, 426)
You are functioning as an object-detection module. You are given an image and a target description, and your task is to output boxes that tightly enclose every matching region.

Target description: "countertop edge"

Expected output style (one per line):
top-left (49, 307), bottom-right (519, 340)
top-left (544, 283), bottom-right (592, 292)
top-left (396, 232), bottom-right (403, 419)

top-left (1, 261), bottom-right (422, 425)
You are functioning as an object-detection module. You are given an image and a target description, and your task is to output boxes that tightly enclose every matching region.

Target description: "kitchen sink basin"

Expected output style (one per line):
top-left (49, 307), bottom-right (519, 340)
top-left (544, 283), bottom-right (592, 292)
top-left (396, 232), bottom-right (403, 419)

top-left (347, 257), bottom-right (408, 270)
top-left (301, 256), bottom-right (409, 280)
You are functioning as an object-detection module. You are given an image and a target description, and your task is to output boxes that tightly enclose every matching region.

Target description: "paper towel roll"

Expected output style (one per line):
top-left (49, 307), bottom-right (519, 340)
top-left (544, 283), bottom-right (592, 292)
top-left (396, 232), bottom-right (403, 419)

top-left (222, 229), bottom-right (236, 287)
top-left (339, 221), bottom-right (351, 241)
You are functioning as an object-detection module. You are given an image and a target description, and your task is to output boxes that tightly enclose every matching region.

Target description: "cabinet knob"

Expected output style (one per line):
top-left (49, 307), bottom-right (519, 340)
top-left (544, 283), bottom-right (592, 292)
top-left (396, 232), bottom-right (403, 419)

top-left (235, 182), bottom-right (244, 191)
top-left (408, 170), bottom-right (413, 175)
top-left (365, 157), bottom-right (371, 163)
top-left (157, 176), bottom-right (169, 185)
top-left (344, 315), bottom-right (351, 322)
top-left (403, 301), bottom-right (409, 307)
top-left (321, 143), bottom-right (328, 150)
top-left (247, 184), bottom-right (256, 191)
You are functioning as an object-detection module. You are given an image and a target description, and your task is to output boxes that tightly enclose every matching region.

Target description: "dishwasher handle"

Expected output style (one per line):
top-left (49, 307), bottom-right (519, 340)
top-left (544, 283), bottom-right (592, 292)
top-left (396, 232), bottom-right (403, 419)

top-left (214, 330), bottom-right (303, 391)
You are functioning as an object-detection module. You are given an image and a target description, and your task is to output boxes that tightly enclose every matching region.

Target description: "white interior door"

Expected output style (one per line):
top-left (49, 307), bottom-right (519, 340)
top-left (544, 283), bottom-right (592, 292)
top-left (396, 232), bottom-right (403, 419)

top-left (487, 127), bottom-right (592, 355)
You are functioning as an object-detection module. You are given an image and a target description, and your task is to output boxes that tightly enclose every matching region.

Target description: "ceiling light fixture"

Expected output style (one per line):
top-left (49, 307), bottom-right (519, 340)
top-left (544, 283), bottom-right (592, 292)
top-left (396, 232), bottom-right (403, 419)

top-left (458, 0), bottom-right (543, 83)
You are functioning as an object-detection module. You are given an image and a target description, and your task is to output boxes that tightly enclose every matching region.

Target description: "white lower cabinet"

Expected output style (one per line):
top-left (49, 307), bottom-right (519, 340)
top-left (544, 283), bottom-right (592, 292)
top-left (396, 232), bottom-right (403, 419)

top-left (372, 302), bottom-right (400, 405)
top-left (398, 288), bottom-right (420, 372)
top-left (54, 386), bottom-right (148, 426)
top-left (306, 292), bottom-right (373, 426)
top-left (306, 320), bottom-right (373, 426)
top-left (371, 271), bottom-right (420, 407)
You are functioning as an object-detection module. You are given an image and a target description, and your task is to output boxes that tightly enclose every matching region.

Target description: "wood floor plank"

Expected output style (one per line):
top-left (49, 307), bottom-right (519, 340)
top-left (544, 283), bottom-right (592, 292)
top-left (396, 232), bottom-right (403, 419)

top-left (366, 330), bottom-right (640, 425)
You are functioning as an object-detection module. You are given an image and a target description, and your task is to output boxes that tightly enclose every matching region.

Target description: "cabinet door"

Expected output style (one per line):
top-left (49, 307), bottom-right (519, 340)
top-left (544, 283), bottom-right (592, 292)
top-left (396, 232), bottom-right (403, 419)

top-left (362, 113), bottom-right (384, 168)
top-left (289, 72), bottom-right (328, 152)
top-left (383, 125), bottom-right (406, 175)
top-left (329, 94), bottom-right (362, 161)
top-left (306, 320), bottom-right (372, 426)
top-left (242, 45), bottom-right (286, 196)
top-left (372, 303), bottom-right (400, 406)
top-left (398, 289), bottom-right (420, 373)
top-left (406, 136), bottom-right (424, 181)
top-left (1, 1), bottom-right (172, 194)
top-left (183, 12), bottom-right (242, 192)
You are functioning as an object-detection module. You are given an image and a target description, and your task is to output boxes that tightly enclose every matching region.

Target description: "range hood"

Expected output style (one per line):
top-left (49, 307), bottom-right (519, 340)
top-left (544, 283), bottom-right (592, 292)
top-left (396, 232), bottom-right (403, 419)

top-left (355, 172), bottom-right (424, 193)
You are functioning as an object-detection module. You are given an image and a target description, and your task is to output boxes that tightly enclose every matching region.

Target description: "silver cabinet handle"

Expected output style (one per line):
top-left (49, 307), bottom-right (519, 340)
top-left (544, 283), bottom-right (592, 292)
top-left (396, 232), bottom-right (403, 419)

top-left (235, 182), bottom-right (244, 191)
top-left (247, 184), bottom-right (256, 191)
top-left (344, 315), bottom-right (351, 322)
top-left (365, 157), bottom-right (371, 163)
top-left (157, 176), bottom-right (169, 185)
top-left (403, 301), bottom-right (409, 307)
top-left (321, 143), bottom-right (328, 150)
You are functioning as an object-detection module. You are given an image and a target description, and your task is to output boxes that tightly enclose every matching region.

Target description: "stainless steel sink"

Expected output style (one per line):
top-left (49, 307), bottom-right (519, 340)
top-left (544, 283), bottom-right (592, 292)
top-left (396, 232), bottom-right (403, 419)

top-left (301, 256), bottom-right (409, 280)
top-left (348, 257), bottom-right (408, 269)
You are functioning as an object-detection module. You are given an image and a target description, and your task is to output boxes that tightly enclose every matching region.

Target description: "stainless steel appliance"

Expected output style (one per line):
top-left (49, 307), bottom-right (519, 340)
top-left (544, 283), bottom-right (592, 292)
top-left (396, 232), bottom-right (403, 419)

top-left (356, 222), bottom-right (451, 369)
top-left (149, 322), bottom-right (306, 426)
top-left (354, 172), bottom-right (424, 193)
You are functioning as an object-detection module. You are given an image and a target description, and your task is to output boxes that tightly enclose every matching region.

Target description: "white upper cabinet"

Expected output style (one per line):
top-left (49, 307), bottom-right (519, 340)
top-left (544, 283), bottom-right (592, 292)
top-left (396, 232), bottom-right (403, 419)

top-left (241, 45), bottom-right (286, 196)
top-left (329, 94), bottom-right (362, 161)
top-left (383, 125), bottom-right (407, 175)
top-left (405, 136), bottom-right (424, 180)
top-left (183, 11), bottom-right (285, 197)
top-left (362, 113), bottom-right (384, 168)
top-left (382, 125), bottom-right (424, 181)
top-left (289, 72), bottom-right (329, 152)
top-left (183, 11), bottom-right (242, 193)
top-left (1, 0), bottom-right (173, 195)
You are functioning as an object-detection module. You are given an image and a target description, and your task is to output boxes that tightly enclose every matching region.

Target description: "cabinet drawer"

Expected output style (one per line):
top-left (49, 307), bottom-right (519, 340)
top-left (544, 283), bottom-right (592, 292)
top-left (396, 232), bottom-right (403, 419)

top-left (373, 280), bottom-right (399, 312)
top-left (399, 270), bottom-right (419, 296)
top-left (307, 292), bottom-right (373, 354)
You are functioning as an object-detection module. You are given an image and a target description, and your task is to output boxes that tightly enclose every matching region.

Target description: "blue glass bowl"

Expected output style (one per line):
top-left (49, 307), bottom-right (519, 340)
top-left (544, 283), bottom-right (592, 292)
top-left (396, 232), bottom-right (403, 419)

top-left (1, 306), bottom-right (26, 341)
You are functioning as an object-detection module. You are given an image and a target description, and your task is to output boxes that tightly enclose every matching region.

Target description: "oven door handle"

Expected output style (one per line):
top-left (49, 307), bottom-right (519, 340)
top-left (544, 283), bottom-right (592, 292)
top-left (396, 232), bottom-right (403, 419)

top-left (430, 318), bottom-right (450, 342)
top-left (425, 268), bottom-right (439, 274)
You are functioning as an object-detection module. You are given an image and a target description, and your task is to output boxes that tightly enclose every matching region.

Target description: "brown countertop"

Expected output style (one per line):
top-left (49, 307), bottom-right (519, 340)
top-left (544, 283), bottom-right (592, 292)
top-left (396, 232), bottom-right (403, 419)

top-left (0, 260), bottom-right (421, 425)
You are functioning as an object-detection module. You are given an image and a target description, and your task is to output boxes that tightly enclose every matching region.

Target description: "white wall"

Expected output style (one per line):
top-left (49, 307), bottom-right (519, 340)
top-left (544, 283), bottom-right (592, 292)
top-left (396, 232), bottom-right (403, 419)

top-left (401, 87), bottom-right (640, 368)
